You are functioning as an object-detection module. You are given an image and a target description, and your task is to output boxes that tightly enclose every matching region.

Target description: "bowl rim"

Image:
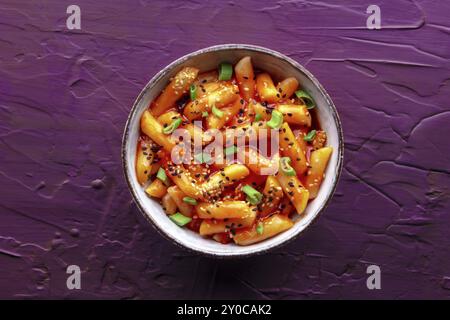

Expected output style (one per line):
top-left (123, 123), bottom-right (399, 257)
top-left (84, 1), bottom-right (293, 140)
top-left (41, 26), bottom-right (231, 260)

top-left (121, 44), bottom-right (344, 258)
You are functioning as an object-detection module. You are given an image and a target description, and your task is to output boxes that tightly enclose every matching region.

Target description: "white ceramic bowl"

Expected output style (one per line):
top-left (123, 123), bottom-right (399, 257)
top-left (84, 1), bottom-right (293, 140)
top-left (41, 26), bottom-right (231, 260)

top-left (122, 44), bottom-right (343, 258)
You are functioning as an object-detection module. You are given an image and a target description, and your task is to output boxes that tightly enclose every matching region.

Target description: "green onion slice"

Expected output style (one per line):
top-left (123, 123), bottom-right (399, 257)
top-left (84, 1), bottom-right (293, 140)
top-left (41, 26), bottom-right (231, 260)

top-left (280, 157), bottom-right (296, 176)
top-left (212, 105), bottom-right (224, 118)
top-left (169, 212), bottom-right (192, 227)
top-left (218, 62), bottom-right (233, 81)
top-left (156, 167), bottom-right (169, 184)
top-left (183, 197), bottom-right (197, 205)
top-left (190, 84), bottom-right (197, 101)
top-left (224, 145), bottom-right (237, 157)
top-left (194, 152), bottom-right (212, 164)
top-left (295, 90), bottom-right (315, 109)
top-left (162, 118), bottom-right (182, 134)
top-left (303, 130), bottom-right (317, 142)
top-left (202, 111), bottom-right (209, 118)
top-left (254, 113), bottom-right (262, 122)
top-left (267, 110), bottom-right (283, 129)
top-left (242, 185), bottom-right (263, 205)
top-left (256, 222), bottom-right (264, 235)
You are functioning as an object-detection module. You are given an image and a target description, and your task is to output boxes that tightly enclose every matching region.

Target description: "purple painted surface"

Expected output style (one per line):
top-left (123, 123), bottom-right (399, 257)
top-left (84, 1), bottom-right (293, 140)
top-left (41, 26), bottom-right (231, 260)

top-left (0, 0), bottom-right (449, 299)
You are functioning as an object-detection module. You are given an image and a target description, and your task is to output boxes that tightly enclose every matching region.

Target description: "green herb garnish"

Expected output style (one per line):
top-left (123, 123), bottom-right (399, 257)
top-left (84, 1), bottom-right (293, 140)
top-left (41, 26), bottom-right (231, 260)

top-left (256, 222), bottom-right (264, 235)
top-left (183, 197), bottom-right (198, 205)
top-left (169, 212), bottom-right (192, 227)
top-left (267, 110), bottom-right (283, 129)
top-left (224, 145), bottom-right (237, 157)
top-left (194, 152), bottom-right (212, 164)
top-left (162, 118), bottom-right (182, 134)
top-left (279, 157), bottom-right (296, 176)
top-left (212, 105), bottom-right (224, 118)
top-left (295, 90), bottom-right (315, 109)
top-left (156, 167), bottom-right (169, 185)
top-left (190, 84), bottom-right (197, 101)
top-left (242, 185), bottom-right (263, 205)
top-left (303, 130), bottom-right (317, 142)
top-left (218, 62), bottom-right (233, 81)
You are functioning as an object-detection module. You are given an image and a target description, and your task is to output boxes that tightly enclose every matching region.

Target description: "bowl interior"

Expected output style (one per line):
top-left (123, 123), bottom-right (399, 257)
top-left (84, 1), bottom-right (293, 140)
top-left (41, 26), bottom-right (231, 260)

top-left (123, 45), bottom-right (342, 257)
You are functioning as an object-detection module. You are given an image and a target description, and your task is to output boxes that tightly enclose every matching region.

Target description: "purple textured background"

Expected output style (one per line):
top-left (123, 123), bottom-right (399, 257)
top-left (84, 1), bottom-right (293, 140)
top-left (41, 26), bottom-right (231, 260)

top-left (1, 0), bottom-right (449, 299)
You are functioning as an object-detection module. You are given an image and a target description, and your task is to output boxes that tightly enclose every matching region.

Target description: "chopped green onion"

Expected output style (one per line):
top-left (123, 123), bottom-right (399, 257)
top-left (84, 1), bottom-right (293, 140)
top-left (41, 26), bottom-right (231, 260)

top-left (156, 167), bottom-right (169, 184)
top-left (295, 90), bottom-right (315, 109)
top-left (183, 197), bottom-right (197, 205)
top-left (267, 110), bottom-right (283, 129)
top-left (256, 222), bottom-right (264, 235)
top-left (224, 145), bottom-right (237, 156)
top-left (280, 157), bottom-right (296, 176)
top-left (169, 212), bottom-right (192, 227)
top-left (218, 62), bottom-right (233, 81)
top-left (162, 118), bottom-right (182, 134)
top-left (190, 84), bottom-right (197, 100)
top-left (254, 113), bottom-right (262, 122)
top-left (194, 152), bottom-right (212, 164)
top-left (212, 105), bottom-right (224, 118)
top-left (202, 111), bottom-right (209, 118)
top-left (242, 185), bottom-right (263, 205)
top-left (303, 130), bottom-right (317, 142)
